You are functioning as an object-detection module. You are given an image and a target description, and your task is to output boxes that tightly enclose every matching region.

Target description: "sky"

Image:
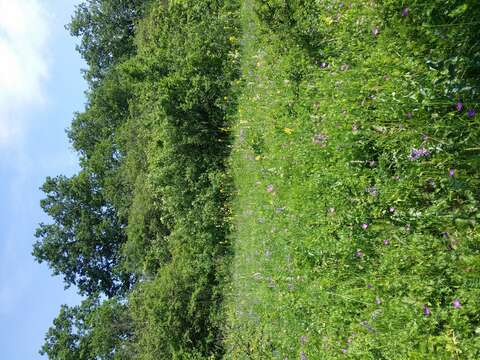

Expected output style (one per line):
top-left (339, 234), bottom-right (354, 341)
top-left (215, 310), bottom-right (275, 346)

top-left (0, 0), bottom-right (86, 358)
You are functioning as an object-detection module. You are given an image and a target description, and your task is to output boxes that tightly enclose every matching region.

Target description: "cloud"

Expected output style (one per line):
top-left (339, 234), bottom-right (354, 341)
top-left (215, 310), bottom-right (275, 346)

top-left (0, 0), bottom-right (49, 146)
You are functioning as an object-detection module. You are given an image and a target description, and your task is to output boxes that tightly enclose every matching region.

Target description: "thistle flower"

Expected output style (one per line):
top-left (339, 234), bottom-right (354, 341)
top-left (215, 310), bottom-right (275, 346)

top-left (467, 109), bottom-right (476, 118)
top-left (456, 102), bottom-right (463, 111)
top-left (410, 147), bottom-right (430, 160)
top-left (383, 239), bottom-right (390, 245)
top-left (341, 348), bottom-right (348, 354)
top-left (449, 168), bottom-right (455, 177)
top-left (389, 207), bottom-right (395, 213)
top-left (401, 7), bottom-right (409, 17)
top-left (356, 250), bottom-right (364, 258)
top-left (361, 223), bottom-right (369, 230)
top-left (313, 133), bottom-right (328, 147)
top-left (423, 305), bottom-right (431, 316)
top-left (320, 62), bottom-right (328, 69)
top-left (367, 283), bottom-right (373, 289)
top-left (452, 299), bottom-right (461, 309)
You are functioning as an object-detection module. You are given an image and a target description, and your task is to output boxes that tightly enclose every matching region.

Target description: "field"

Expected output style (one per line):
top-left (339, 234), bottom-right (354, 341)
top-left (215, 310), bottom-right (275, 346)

top-left (35, 1), bottom-right (480, 359)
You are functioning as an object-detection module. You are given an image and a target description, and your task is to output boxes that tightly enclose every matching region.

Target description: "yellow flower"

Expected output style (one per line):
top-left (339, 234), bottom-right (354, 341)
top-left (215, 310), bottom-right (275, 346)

top-left (283, 127), bottom-right (294, 135)
top-left (255, 155), bottom-right (262, 161)
top-left (323, 16), bottom-right (334, 26)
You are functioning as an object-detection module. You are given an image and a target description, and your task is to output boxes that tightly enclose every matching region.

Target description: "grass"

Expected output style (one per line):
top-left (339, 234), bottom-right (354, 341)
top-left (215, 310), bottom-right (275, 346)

top-left (223, 1), bottom-right (480, 359)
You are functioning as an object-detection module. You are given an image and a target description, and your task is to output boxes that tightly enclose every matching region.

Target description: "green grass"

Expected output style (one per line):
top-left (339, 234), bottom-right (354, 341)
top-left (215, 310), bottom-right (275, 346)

top-left (223, 1), bottom-right (480, 358)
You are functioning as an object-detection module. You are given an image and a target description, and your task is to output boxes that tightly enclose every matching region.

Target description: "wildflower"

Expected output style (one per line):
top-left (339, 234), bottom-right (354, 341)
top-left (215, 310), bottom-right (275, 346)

top-left (313, 133), bottom-right (328, 147)
top-left (266, 184), bottom-right (274, 193)
top-left (452, 299), bottom-right (461, 309)
top-left (361, 223), bottom-right (369, 230)
top-left (255, 155), bottom-right (262, 161)
top-left (441, 231), bottom-right (449, 238)
top-left (375, 297), bottom-right (382, 305)
top-left (300, 352), bottom-right (308, 360)
top-left (456, 102), bottom-right (463, 111)
top-left (365, 187), bottom-right (379, 196)
top-left (467, 109), bottom-right (476, 118)
top-left (300, 335), bottom-right (307, 345)
top-left (401, 7), bottom-right (409, 17)
top-left (372, 27), bottom-right (380, 36)
top-left (356, 250), bottom-right (364, 257)
top-left (328, 207), bottom-right (336, 214)
top-left (449, 168), bottom-right (455, 177)
top-left (394, 175), bottom-right (400, 181)
top-left (389, 207), bottom-right (395, 213)
top-left (265, 250), bottom-right (271, 258)
top-left (284, 127), bottom-right (294, 135)
top-left (341, 348), bottom-right (348, 354)
top-left (405, 224), bottom-right (411, 231)
top-left (423, 305), bottom-right (431, 316)
top-left (383, 239), bottom-right (390, 245)
top-left (320, 62), bottom-right (328, 69)
top-left (367, 284), bottom-right (373, 289)
top-left (410, 147), bottom-right (430, 160)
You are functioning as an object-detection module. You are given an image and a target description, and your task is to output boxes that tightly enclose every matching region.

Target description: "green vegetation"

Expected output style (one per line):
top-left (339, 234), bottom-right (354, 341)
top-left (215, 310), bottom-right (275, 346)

top-left (35, 0), bottom-right (479, 359)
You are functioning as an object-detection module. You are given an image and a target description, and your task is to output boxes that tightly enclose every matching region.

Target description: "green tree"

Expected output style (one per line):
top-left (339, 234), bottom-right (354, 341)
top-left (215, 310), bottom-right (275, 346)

top-left (68, 0), bottom-right (149, 84)
top-left (41, 296), bottom-right (133, 360)
top-left (33, 172), bottom-right (132, 297)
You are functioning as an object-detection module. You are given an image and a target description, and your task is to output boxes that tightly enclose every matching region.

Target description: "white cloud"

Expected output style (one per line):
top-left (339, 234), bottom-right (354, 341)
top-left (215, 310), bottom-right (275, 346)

top-left (0, 0), bottom-right (49, 146)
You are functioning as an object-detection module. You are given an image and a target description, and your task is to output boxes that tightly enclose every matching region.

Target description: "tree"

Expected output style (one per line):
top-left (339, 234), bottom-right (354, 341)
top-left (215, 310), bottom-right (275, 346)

top-left (33, 172), bottom-right (132, 297)
top-left (67, 0), bottom-right (149, 84)
top-left (41, 296), bottom-right (133, 360)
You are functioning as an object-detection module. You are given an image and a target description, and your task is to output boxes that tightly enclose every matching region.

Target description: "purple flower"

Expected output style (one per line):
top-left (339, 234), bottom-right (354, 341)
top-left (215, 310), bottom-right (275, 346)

top-left (266, 184), bottom-right (274, 193)
top-left (313, 133), bottom-right (328, 146)
top-left (365, 186), bottom-right (379, 196)
top-left (389, 207), bottom-right (395, 213)
top-left (442, 231), bottom-right (449, 238)
top-left (449, 168), bottom-right (455, 177)
top-left (423, 305), bottom-right (431, 316)
top-left (341, 348), bottom-right (348, 354)
top-left (383, 239), bottom-right (390, 245)
top-left (410, 147), bottom-right (430, 160)
top-left (367, 283), bottom-right (373, 289)
top-left (467, 108), bottom-right (476, 118)
top-left (300, 352), bottom-right (308, 360)
top-left (452, 299), bottom-right (461, 309)
top-left (456, 102), bottom-right (463, 111)
top-left (372, 27), bottom-right (380, 36)
top-left (320, 62), bottom-right (328, 69)
top-left (356, 250), bottom-right (364, 258)
top-left (375, 297), bottom-right (382, 305)
top-left (401, 7), bottom-right (409, 17)
top-left (361, 223), bottom-right (369, 230)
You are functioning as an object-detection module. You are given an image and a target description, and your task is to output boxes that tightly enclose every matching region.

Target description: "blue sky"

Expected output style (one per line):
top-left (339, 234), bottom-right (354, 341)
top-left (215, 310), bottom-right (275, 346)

top-left (0, 0), bottom-right (86, 358)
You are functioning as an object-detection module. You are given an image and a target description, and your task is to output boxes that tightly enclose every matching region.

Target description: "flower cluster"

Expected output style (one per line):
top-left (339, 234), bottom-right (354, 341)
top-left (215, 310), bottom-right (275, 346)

top-left (410, 147), bottom-right (430, 160)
